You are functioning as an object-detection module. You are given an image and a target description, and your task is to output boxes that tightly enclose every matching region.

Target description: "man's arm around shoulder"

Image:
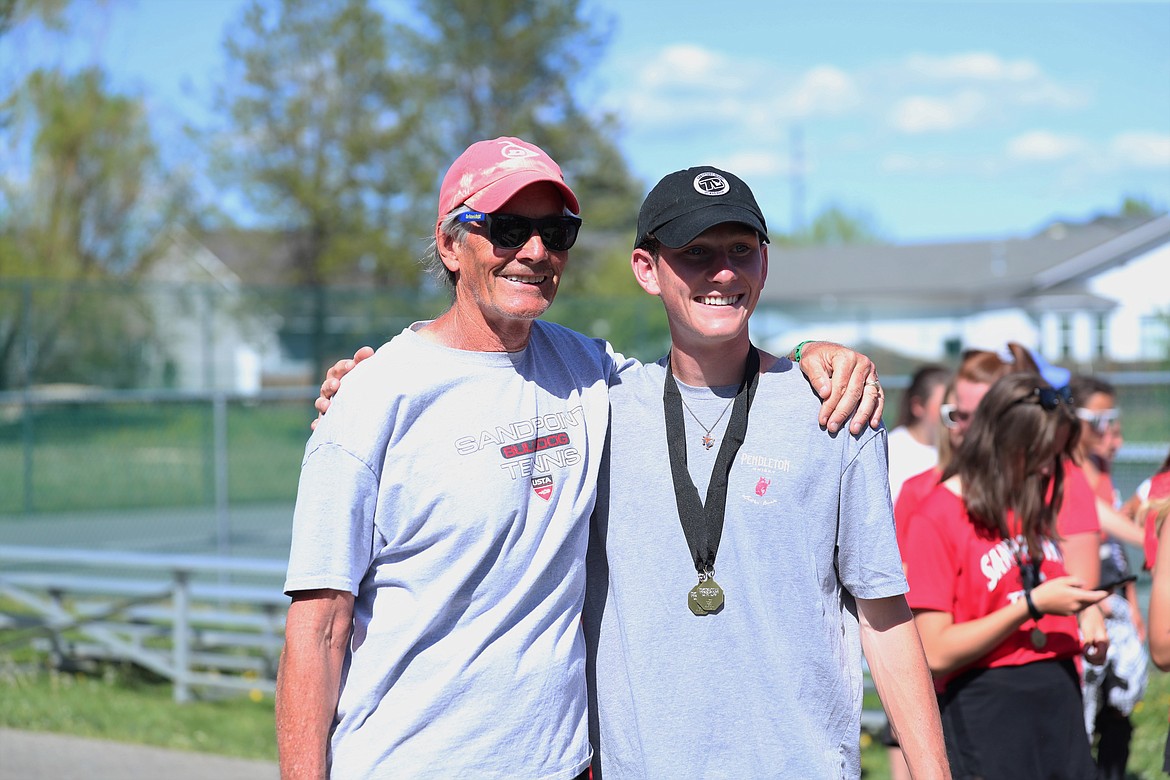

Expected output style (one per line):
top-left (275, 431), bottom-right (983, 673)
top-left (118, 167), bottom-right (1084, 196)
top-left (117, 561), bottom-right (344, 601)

top-left (276, 588), bottom-right (355, 780)
top-left (858, 594), bottom-right (951, 780)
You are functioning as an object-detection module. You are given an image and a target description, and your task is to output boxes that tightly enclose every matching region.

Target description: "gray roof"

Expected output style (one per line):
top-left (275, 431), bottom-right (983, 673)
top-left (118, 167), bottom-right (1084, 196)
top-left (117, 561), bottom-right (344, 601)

top-left (759, 214), bottom-right (1170, 320)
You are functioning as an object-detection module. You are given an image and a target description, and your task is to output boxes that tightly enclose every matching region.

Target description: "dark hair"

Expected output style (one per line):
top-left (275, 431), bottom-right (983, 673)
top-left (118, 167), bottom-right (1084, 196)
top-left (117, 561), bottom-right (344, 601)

top-left (895, 364), bottom-right (951, 428)
top-left (636, 235), bottom-right (661, 260)
top-left (943, 372), bottom-right (1079, 558)
top-left (1068, 374), bottom-right (1116, 407)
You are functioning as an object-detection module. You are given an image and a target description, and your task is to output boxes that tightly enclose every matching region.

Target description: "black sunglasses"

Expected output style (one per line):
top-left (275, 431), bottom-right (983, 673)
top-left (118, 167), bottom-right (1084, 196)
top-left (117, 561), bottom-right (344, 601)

top-left (457, 211), bottom-right (582, 252)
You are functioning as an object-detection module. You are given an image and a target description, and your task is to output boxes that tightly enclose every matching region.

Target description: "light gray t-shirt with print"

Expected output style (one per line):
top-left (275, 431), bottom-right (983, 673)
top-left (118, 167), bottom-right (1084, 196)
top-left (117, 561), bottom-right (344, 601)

top-left (585, 356), bottom-right (906, 780)
top-left (286, 319), bottom-right (628, 779)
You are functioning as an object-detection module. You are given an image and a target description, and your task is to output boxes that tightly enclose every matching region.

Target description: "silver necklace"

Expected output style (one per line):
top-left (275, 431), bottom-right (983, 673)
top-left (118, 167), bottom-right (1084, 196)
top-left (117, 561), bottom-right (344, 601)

top-left (679, 395), bottom-right (735, 450)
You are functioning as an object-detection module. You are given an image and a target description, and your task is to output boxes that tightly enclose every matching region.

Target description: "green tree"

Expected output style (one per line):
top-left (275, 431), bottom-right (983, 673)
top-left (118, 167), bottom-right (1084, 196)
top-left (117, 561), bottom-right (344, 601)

top-left (212, 0), bottom-right (434, 376)
top-left (0, 67), bottom-right (181, 389)
top-left (782, 203), bottom-right (884, 247)
top-left (213, 0), bottom-right (426, 287)
top-left (1118, 194), bottom-right (1165, 220)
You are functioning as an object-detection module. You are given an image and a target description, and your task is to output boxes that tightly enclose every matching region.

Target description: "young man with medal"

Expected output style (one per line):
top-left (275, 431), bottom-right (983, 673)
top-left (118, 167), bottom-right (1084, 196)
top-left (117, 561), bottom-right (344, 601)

top-left (582, 167), bottom-right (949, 779)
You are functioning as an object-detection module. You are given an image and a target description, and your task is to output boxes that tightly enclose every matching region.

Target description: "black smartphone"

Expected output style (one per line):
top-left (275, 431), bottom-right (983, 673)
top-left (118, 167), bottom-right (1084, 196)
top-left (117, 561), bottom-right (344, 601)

top-left (1097, 574), bottom-right (1138, 592)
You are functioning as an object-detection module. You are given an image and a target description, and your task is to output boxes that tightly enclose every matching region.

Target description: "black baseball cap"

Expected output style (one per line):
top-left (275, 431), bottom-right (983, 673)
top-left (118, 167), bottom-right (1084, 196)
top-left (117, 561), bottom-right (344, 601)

top-left (635, 166), bottom-right (769, 249)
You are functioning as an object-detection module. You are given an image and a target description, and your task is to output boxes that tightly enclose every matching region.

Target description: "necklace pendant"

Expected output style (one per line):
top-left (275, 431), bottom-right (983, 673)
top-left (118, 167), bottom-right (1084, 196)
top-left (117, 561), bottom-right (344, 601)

top-left (701, 433), bottom-right (715, 450)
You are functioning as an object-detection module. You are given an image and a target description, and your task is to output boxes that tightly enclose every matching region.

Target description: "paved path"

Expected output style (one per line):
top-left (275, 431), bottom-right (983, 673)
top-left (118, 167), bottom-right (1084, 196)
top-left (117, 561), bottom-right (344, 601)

top-left (0, 729), bottom-right (278, 780)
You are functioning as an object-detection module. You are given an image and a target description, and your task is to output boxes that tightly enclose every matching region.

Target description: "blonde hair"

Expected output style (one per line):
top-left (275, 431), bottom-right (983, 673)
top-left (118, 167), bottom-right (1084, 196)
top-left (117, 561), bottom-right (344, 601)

top-left (1151, 497), bottom-right (1170, 538)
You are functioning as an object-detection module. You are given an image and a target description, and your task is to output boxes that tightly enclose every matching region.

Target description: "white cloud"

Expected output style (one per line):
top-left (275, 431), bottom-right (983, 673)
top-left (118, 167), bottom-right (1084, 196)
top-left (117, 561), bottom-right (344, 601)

top-left (713, 151), bottom-right (793, 178)
top-left (904, 52), bottom-right (1040, 82)
top-left (785, 65), bottom-right (860, 117)
top-left (614, 44), bottom-right (859, 119)
top-left (638, 44), bottom-right (738, 91)
top-left (607, 46), bottom-right (860, 148)
top-left (885, 51), bottom-right (1088, 129)
top-left (1006, 131), bottom-right (1088, 161)
top-left (1109, 132), bottom-right (1170, 168)
top-left (889, 90), bottom-right (986, 133)
top-left (1000, 130), bottom-right (1170, 170)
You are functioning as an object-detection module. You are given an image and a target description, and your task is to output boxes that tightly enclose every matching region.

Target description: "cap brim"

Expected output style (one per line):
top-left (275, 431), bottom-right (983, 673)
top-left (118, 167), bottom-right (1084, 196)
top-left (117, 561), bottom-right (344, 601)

top-left (649, 204), bottom-right (769, 248)
top-left (464, 171), bottom-right (580, 215)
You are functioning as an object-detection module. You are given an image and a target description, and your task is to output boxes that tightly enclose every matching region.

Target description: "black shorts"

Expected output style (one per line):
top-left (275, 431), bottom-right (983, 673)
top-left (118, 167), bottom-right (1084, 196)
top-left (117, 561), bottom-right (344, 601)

top-left (939, 659), bottom-right (1096, 780)
top-left (1163, 722), bottom-right (1170, 774)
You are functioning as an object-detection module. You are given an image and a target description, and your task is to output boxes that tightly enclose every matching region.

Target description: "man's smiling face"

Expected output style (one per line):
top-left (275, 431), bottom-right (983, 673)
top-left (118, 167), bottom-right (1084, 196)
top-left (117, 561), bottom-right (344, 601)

top-left (445, 182), bottom-right (569, 333)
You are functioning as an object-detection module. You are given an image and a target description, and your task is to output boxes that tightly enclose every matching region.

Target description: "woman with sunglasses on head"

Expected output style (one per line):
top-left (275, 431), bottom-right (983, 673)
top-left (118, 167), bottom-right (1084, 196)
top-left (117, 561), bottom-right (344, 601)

top-left (1069, 375), bottom-right (1148, 780)
top-left (901, 373), bottom-right (1110, 779)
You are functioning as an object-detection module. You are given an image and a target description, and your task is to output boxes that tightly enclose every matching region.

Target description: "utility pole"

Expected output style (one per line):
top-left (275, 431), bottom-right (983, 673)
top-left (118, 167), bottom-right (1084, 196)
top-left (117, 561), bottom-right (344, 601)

top-left (790, 125), bottom-right (806, 236)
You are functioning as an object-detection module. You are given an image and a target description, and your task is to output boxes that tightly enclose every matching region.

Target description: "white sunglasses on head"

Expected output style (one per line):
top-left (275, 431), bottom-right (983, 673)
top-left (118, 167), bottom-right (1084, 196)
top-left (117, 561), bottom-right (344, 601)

top-left (1075, 407), bottom-right (1120, 434)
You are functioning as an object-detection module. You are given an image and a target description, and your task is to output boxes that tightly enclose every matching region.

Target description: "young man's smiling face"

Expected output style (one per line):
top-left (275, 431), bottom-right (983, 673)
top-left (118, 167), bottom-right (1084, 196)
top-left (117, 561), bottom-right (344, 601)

top-left (633, 222), bottom-right (768, 353)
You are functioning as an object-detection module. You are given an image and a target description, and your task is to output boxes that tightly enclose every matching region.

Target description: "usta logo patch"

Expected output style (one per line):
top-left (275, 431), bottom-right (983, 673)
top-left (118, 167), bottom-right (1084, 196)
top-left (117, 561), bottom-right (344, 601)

top-left (532, 474), bottom-right (554, 501)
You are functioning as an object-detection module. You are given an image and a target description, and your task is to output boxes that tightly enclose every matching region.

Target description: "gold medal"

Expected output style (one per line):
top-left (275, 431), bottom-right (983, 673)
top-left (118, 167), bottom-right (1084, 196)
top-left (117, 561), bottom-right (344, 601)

top-left (1030, 627), bottom-right (1047, 650)
top-left (696, 577), bottom-right (725, 613)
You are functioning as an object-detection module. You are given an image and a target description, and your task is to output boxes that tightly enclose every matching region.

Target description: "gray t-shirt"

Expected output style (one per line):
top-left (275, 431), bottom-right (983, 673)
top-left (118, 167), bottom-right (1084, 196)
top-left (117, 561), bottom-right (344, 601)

top-left (584, 356), bottom-right (906, 780)
top-left (286, 320), bottom-right (627, 779)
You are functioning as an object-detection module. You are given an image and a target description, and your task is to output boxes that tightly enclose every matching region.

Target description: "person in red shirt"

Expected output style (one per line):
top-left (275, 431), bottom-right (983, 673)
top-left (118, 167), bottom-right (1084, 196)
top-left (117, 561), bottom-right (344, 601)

top-left (1069, 375), bottom-right (1148, 780)
top-left (902, 372), bottom-right (1110, 779)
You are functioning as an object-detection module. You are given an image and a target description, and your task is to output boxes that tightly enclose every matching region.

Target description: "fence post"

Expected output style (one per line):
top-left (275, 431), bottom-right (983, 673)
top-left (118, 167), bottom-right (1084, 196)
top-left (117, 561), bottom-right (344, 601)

top-left (172, 569), bottom-right (191, 704)
top-left (21, 280), bottom-right (34, 514)
top-left (213, 392), bottom-right (230, 564)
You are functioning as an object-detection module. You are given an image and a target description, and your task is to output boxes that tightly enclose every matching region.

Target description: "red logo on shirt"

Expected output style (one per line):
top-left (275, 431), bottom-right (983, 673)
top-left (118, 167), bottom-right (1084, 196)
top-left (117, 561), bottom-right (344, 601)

top-left (501, 432), bottom-right (571, 460)
top-left (532, 474), bottom-right (554, 501)
top-left (755, 477), bottom-right (771, 497)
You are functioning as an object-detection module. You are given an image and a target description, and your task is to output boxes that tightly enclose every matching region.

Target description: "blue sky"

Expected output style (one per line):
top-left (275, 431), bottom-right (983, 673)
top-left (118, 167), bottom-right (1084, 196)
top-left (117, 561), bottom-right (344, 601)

top-left (12, 0), bottom-right (1170, 243)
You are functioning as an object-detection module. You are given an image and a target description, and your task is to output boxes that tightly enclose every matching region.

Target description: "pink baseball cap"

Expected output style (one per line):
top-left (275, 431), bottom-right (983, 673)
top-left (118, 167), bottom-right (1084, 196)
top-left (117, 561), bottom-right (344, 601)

top-left (437, 137), bottom-right (580, 221)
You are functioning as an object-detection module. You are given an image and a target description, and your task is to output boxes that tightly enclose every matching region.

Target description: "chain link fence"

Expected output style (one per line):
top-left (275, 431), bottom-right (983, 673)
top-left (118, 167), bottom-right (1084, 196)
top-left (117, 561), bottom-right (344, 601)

top-left (1, 278), bottom-right (1166, 556)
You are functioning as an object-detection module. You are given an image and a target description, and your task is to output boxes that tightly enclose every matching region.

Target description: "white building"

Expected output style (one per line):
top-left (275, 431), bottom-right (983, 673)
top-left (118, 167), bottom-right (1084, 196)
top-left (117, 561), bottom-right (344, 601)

top-left (756, 214), bottom-right (1170, 368)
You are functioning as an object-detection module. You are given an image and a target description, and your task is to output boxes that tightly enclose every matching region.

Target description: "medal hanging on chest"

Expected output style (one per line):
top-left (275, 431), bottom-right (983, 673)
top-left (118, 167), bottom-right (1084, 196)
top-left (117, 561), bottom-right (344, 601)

top-left (663, 345), bottom-right (760, 616)
top-left (688, 572), bottom-right (726, 615)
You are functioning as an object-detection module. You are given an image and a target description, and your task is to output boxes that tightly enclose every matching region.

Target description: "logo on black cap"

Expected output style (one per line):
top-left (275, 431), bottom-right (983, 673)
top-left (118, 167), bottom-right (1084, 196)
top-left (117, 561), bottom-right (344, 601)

top-left (694, 172), bottom-right (730, 196)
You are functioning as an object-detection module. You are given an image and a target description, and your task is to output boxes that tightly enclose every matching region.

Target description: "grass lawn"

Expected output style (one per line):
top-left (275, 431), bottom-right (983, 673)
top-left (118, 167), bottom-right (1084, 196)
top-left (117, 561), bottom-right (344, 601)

top-left (0, 659), bottom-right (277, 761)
top-left (3, 654), bottom-right (1170, 775)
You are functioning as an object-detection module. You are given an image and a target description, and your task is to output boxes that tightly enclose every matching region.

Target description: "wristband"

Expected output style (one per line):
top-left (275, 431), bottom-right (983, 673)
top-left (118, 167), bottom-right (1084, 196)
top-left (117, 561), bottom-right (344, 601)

top-left (1024, 590), bottom-right (1043, 623)
top-left (792, 340), bottom-right (814, 363)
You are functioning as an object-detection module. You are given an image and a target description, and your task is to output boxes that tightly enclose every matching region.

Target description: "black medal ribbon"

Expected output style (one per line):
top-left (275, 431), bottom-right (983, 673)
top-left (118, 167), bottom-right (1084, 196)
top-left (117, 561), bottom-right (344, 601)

top-left (663, 345), bottom-right (761, 582)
